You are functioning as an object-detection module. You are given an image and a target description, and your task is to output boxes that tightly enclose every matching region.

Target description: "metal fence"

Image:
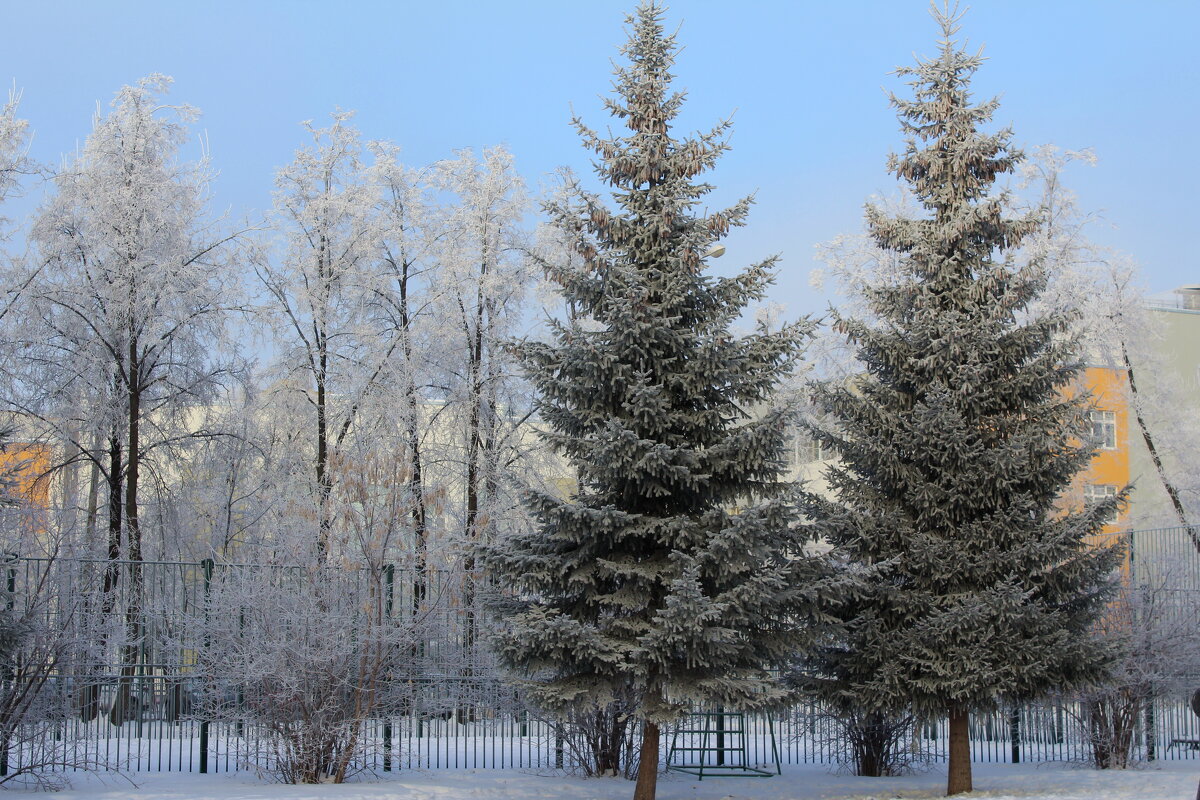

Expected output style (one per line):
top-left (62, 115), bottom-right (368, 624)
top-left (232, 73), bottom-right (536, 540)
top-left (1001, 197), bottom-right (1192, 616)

top-left (0, 526), bottom-right (1197, 777)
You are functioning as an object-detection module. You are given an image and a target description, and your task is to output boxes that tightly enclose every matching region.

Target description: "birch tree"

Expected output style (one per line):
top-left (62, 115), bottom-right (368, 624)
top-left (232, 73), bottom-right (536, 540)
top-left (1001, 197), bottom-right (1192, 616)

top-left (23, 74), bottom-right (245, 559)
top-left (365, 143), bottom-right (442, 606)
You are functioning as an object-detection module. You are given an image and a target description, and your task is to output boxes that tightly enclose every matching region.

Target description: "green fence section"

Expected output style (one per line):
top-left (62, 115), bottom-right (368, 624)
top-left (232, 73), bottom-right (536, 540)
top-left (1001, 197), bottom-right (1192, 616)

top-left (0, 526), bottom-right (1196, 775)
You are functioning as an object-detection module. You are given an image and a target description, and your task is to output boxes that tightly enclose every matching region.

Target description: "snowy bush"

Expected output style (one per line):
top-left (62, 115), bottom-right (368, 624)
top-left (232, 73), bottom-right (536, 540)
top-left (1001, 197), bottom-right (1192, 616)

top-left (193, 561), bottom-right (444, 783)
top-left (549, 694), bottom-right (640, 779)
top-left (827, 708), bottom-right (924, 778)
top-left (1079, 565), bottom-right (1200, 769)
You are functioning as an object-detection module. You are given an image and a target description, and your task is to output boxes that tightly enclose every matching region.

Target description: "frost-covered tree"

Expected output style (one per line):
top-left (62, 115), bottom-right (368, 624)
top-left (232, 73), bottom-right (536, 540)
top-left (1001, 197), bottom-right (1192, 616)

top-left (366, 143), bottom-right (440, 602)
top-left (254, 112), bottom-right (417, 562)
top-left (800, 8), bottom-right (1120, 796)
top-left (0, 84), bottom-right (36, 250)
top-left (17, 75), bottom-right (246, 720)
top-left (433, 146), bottom-right (533, 680)
top-left (483, 5), bottom-right (840, 799)
top-left (1080, 567), bottom-right (1200, 769)
top-left (21, 75), bottom-right (244, 565)
top-left (1016, 146), bottom-right (1200, 538)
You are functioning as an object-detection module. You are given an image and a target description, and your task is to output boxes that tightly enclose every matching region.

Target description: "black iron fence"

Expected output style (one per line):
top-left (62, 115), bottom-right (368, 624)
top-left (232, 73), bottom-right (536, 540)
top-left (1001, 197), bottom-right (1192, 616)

top-left (0, 526), bottom-right (1196, 776)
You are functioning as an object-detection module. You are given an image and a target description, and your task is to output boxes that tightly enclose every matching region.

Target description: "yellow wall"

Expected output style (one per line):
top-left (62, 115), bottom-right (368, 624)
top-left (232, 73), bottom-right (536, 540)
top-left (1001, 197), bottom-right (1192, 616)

top-left (1077, 366), bottom-right (1130, 534)
top-left (0, 442), bottom-right (51, 508)
top-left (1067, 365), bottom-right (1134, 582)
top-left (0, 441), bottom-right (53, 540)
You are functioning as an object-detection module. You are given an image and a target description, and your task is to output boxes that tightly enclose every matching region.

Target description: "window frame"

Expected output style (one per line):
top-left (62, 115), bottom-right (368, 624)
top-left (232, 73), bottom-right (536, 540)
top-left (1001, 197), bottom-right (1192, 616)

top-left (1090, 409), bottom-right (1117, 451)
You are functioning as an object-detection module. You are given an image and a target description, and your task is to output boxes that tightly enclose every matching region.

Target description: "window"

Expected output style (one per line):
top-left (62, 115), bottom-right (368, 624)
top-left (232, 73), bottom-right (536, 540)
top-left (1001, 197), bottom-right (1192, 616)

top-left (784, 431), bottom-right (828, 467)
top-left (802, 437), bottom-right (827, 464)
top-left (1084, 483), bottom-right (1118, 525)
top-left (1090, 410), bottom-right (1116, 450)
top-left (789, 433), bottom-right (827, 466)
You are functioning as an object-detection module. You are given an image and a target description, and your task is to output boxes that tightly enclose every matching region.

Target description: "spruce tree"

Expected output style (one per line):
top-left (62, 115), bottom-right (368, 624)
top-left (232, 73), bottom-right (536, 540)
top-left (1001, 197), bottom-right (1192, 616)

top-left (800, 7), bottom-right (1120, 796)
top-left (483, 4), bottom-right (842, 799)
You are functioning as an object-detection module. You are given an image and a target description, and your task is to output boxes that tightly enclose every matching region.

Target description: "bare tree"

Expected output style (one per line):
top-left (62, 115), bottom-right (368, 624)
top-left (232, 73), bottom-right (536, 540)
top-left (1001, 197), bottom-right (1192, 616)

top-left (432, 147), bottom-right (531, 683)
top-left (254, 113), bottom-right (441, 564)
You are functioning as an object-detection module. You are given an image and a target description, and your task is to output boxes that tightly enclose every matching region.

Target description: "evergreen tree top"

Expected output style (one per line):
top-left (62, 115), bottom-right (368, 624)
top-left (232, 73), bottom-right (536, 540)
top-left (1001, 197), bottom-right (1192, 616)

top-left (873, 4), bottom-right (1038, 278)
top-left (566, 2), bottom-right (745, 278)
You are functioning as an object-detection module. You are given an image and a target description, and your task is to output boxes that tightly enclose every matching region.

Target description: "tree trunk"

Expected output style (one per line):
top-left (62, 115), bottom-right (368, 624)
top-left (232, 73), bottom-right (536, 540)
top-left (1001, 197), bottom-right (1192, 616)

top-left (946, 708), bottom-right (972, 795)
top-left (59, 424), bottom-right (81, 552)
top-left (459, 389), bottom-right (479, 722)
top-left (458, 246), bottom-right (489, 714)
top-left (111, 348), bottom-right (146, 726)
top-left (82, 427), bottom-right (123, 722)
top-left (633, 720), bottom-right (659, 800)
top-left (1088, 698), bottom-right (1112, 768)
top-left (105, 428), bottom-right (123, 589)
top-left (859, 727), bottom-right (883, 777)
top-left (84, 446), bottom-right (100, 550)
top-left (125, 352), bottom-right (142, 564)
top-left (315, 226), bottom-right (333, 563)
top-left (592, 704), bottom-right (628, 776)
top-left (407, 405), bottom-right (427, 616)
top-left (315, 368), bottom-right (331, 562)
top-left (397, 259), bottom-right (428, 647)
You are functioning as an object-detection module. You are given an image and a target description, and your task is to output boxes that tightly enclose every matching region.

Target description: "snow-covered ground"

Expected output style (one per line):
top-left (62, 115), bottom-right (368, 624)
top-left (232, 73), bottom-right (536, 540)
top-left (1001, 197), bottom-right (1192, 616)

top-left (42, 761), bottom-right (1199, 800)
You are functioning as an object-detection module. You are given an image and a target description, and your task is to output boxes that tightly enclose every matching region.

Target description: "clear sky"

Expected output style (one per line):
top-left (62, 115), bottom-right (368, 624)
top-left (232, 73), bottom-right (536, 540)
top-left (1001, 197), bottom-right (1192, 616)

top-left (3, 0), bottom-right (1196, 316)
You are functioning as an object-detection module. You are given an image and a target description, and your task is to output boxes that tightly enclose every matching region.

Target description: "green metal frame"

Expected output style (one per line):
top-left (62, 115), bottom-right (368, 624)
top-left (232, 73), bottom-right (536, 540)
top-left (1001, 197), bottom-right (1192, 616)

top-left (666, 709), bottom-right (781, 779)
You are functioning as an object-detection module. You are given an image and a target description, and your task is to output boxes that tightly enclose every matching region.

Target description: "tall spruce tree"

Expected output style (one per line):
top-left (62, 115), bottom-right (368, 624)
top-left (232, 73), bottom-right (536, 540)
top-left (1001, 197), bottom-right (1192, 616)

top-left (483, 4), bottom-right (844, 799)
top-left (800, 6), bottom-right (1120, 796)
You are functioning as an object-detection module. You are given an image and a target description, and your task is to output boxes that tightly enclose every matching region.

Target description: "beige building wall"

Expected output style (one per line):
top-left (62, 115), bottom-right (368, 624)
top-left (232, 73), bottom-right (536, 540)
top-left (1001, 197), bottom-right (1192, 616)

top-left (1126, 287), bottom-right (1200, 535)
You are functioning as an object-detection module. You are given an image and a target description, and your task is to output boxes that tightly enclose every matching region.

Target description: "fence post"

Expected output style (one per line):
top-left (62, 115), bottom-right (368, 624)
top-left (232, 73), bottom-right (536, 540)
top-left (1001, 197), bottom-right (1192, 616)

top-left (1008, 708), bottom-right (1020, 764)
top-left (0, 552), bottom-right (14, 778)
top-left (199, 558), bottom-right (213, 775)
top-left (383, 564), bottom-right (394, 772)
top-left (235, 607), bottom-right (244, 739)
top-left (1146, 700), bottom-right (1157, 762)
top-left (716, 707), bottom-right (726, 766)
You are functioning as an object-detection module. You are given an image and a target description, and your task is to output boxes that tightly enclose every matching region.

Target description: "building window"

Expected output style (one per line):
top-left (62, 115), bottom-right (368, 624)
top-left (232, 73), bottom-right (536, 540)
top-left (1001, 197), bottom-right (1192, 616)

top-left (787, 432), bottom-right (828, 467)
top-left (1090, 410), bottom-right (1116, 450)
top-left (802, 436), bottom-right (827, 464)
top-left (1084, 483), bottom-right (1118, 525)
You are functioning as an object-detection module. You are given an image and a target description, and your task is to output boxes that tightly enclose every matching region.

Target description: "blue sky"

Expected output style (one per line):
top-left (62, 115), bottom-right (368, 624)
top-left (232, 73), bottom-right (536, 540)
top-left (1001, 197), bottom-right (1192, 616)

top-left (4, 0), bottom-right (1197, 316)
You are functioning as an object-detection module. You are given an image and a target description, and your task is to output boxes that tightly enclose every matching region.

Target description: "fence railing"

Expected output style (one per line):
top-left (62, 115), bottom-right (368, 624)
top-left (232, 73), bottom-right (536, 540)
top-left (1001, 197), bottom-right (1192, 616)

top-left (10, 683), bottom-right (1196, 775)
top-left (0, 526), bottom-right (1197, 776)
